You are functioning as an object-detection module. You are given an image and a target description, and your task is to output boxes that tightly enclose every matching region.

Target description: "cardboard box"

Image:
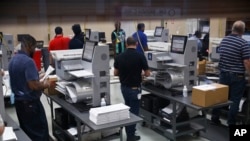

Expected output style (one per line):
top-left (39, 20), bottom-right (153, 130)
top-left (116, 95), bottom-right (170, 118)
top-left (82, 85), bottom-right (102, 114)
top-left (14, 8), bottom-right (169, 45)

top-left (192, 83), bottom-right (228, 107)
top-left (43, 75), bottom-right (60, 95)
top-left (197, 60), bottom-right (206, 75)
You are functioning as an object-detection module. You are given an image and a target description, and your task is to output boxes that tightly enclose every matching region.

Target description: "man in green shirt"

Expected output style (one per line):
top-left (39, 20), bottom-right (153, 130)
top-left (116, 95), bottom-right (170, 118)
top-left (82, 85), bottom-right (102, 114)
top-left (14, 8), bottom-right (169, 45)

top-left (111, 21), bottom-right (126, 58)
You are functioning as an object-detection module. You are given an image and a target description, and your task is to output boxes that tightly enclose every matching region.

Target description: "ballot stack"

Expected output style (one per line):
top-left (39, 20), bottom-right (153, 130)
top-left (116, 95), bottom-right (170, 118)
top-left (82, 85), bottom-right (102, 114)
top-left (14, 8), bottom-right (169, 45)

top-left (89, 103), bottom-right (130, 125)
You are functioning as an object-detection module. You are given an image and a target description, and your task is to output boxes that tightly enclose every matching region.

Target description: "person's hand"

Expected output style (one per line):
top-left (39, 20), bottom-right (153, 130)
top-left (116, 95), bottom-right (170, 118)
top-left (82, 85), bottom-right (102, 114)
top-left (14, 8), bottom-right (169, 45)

top-left (0, 124), bottom-right (4, 136)
top-left (0, 69), bottom-right (4, 77)
top-left (39, 72), bottom-right (45, 80)
top-left (43, 78), bottom-right (50, 89)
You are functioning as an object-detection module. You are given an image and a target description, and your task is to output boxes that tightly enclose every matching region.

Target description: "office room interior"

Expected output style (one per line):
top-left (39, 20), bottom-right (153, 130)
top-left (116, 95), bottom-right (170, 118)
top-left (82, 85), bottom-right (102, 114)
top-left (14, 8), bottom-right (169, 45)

top-left (0, 0), bottom-right (250, 141)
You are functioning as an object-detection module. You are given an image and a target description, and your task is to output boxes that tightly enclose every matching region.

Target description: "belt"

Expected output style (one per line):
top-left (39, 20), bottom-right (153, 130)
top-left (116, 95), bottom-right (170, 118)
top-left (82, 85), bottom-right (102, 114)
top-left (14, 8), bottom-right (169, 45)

top-left (121, 84), bottom-right (140, 89)
top-left (15, 99), bottom-right (38, 104)
top-left (221, 71), bottom-right (245, 76)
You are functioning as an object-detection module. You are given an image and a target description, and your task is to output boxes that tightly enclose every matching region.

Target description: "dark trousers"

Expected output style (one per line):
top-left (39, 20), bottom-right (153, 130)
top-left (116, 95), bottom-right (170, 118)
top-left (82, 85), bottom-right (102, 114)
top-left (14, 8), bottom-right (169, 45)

top-left (15, 99), bottom-right (49, 141)
top-left (211, 71), bottom-right (246, 125)
top-left (121, 85), bottom-right (140, 138)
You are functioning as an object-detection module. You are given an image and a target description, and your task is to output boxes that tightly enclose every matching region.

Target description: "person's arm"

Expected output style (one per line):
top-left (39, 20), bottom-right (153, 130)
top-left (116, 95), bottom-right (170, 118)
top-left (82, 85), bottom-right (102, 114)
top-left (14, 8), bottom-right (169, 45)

top-left (113, 56), bottom-right (119, 76)
top-left (27, 80), bottom-right (50, 91)
top-left (244, 59), bottom-right (250, 73)
top-left (141, 54), bottom-right (150, 77)
top-left (142, 34), bottom-right (148, 51)
top-left (111, 32), bottom-right (116, 56)
top-left (25, 60), bottom-right (50, 91)
top-left (114, 68), bottom-right (119, 76)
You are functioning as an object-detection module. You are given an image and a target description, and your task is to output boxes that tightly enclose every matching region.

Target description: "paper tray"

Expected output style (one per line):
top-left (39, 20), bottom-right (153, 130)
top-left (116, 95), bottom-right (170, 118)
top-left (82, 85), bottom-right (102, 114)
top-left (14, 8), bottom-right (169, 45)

top-left (68, 70), bottom-right (94, 78)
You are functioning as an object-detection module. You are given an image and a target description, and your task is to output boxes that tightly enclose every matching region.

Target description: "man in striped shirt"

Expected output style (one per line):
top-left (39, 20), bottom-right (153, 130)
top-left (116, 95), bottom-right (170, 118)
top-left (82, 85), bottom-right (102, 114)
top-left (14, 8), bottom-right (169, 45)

top-left (211, 20), bottom-right (250, 126)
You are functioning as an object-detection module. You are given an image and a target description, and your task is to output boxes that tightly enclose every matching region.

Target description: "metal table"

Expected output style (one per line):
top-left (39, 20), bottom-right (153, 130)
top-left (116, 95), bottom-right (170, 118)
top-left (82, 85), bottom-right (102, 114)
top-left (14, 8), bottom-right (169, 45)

top-left (47, 94), bottom-right (142, 141)
top-left (141, 83), bottom-right (231, 141)
top-left (5, 114), bottom-right (32, 141)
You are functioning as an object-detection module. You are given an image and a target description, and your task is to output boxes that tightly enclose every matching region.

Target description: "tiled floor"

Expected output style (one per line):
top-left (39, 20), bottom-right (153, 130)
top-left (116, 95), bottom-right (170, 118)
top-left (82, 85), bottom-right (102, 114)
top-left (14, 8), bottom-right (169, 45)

top-left (4, 58), bottom-right (225, 141)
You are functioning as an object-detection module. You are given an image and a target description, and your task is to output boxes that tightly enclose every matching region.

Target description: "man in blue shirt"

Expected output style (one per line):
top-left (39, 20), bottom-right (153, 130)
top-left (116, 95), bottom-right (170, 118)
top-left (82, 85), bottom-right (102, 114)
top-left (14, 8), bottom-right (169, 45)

top-left (9, 35), bottom-right (50, 141)
top-left (132, 23), bottom-right (148, 54)
top-left (211, 21), bottom-right (250, 126)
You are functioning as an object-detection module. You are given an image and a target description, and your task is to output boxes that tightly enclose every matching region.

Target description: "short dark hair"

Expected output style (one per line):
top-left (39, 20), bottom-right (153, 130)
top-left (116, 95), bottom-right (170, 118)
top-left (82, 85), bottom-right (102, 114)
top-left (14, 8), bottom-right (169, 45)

top-left (72, 24), bottom-right (82, 35)
top-left (194, 30), bottom-right (201, 38)
top-left (126, 36), bottom-right (136, 46)
top-left (55, 26), bottom-right (62, 35)
top-left (20, 35), bottom-right (36, 49)
top-left (137, 23), bottom-right (145, 30)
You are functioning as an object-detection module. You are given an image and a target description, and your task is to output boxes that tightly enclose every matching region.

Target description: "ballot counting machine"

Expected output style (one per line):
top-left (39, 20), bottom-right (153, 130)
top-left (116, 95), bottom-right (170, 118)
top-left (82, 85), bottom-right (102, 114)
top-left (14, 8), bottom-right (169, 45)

top-left (145, 35), bottom-right (197, 91)
top-left (51, 41), bottom-right (110, 107)
top-left (0, 33), bottom-right (14, 71)
top-left (145, 26), bottom-right (169, 42)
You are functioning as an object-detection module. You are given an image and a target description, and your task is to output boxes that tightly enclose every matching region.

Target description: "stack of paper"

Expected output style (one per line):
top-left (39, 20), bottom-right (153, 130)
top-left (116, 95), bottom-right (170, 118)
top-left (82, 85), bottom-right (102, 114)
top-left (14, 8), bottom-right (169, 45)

top-left (89, 103), bottom-right (130, 125)
top-left (2, 127), bottom-right (17, 141)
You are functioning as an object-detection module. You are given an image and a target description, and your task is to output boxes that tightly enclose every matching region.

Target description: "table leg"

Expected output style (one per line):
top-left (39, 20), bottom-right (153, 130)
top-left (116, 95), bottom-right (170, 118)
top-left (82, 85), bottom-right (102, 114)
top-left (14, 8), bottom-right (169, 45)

top-left (120, 127), bottom-right (123, 141)
top-left (76, 118), bottom-right (82, 141)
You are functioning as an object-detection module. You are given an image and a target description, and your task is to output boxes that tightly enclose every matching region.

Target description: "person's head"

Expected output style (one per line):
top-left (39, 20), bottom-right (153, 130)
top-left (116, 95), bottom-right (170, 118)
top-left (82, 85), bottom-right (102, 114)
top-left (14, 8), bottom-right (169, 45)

top-left (194, 30), bottom-right (202, 38)
top-left (126, 36), bottom-right (137, 48)
top-left (115, 21), bottom-right (121, 30)
top-left (72, 24), bottom-right (82, 35)
top-left (232, 20), bottom-right (245, 35)
top-left (137, 23), bottom-right (145, 32)
top-left (20, 35), bottom-right (37, 58)
top-left (55, 26), bottom-right (63, 35)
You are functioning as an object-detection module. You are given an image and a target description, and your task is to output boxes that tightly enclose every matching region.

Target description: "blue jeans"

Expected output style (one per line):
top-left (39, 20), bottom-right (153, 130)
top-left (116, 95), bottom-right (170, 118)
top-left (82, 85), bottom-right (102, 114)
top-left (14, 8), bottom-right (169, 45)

top-left (121, 85), bottom-right (141, 138)
top-left (211, 71), bottom-right (246, 125)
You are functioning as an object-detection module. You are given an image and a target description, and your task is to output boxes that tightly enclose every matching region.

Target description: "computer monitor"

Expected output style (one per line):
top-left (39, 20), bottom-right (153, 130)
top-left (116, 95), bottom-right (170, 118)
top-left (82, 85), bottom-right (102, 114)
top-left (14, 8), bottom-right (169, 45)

top-left (242, 34), bottom-right (250, 46)
top-left (82, 41), bottom-right (96, 62)
top-left (36, 41), bottom-right (44, 49)
top-left (98, 32), bottom-right (106, 42)
top-left (170, 35), bottom-right (188, 54)
top-left (154, 26), bottom-right (164, 37)
top-left (202, 26), bottom-right (210, 33)
top-left (85, 29), bottom-right (91, 40)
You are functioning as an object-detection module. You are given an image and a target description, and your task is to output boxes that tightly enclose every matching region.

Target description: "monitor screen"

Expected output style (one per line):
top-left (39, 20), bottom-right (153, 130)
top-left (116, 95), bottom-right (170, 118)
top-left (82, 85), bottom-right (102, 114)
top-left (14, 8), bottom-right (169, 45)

top-left (242, 35), bottom-right (250, 42)
top-left (99, 32), bottom-right (106, 42)
top-left (85, 29), bottom-right (91, 39)
top-left (82, 41), bottom-right (96, 62)
top-left (170, 35), bottom-right (188, 54)
top-left (154, 26), bottom-right (164, 37)
top-left (202, 26), bottom-right (210, 33)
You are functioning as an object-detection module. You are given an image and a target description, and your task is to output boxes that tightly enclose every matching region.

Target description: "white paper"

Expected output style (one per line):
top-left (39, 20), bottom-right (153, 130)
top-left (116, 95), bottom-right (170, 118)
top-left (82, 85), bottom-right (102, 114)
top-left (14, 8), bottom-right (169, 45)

top-left (67, 127), bottom-right (77, 136)
top-left (193, 84), bottom-right (216, 91)
top-left (40, 65), bottom-right (55, 82)
top-left (2, 127), bottom-right (17, 141)
top-left (65, 85), bottom-right (78, 103)
top-left (68, 70), bottom-right (94, 78)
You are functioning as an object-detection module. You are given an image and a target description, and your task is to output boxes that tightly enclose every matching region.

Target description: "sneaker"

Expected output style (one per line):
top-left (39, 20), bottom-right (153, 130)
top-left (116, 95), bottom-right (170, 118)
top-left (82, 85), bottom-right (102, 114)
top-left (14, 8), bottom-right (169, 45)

top-left (135, 135), bottom-right (141, 140)
top-left (127, 135), bottom-right (141, 141)
top-left (211, 119), bottom-right (221, 125)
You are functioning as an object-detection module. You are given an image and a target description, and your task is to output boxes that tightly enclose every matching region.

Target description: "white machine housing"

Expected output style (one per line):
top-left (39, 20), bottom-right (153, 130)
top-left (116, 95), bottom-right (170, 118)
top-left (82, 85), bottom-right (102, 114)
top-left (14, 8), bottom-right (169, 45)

top-left (145, 36), bottom-right (197, 91)
top-left (0, 34), bottom-right (14, 70)
top-left (145, 27), bottom-right (169, 42)
top-left (0, 52), bottom-right (6, 121)
top-left (52, 43), bottom-right (110, 107)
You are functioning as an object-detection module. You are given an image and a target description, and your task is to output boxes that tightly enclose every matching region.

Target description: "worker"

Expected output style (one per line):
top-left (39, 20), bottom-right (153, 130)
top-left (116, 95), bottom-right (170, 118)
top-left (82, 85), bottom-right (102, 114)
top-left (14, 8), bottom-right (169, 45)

top-left (189, 30), bottom-right (202, 58)
top-left (132, 23), bottom-right (148, 54)
top-left (200, 33), bottom-right (209, 58)
top-left (8, 35), bottom-right (50, 141)
top-left (111, 21), bottom-right (126, 58)
top-left (114, 36), bottom-right (150, 141)
top-left (211, 20), bottom-right (250, 126)
top-left (48, 26), bottom-right (70, 66)
top-left (69, 24), bottom-right (85, 49)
